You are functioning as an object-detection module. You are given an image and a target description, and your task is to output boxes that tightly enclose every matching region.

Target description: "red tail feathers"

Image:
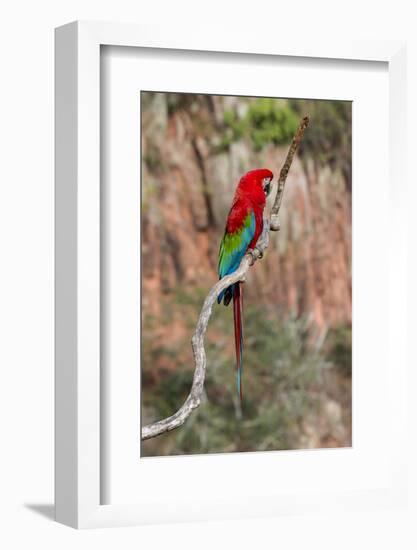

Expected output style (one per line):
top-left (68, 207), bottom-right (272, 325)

top-left (233, 282), bottom-right (244, 403)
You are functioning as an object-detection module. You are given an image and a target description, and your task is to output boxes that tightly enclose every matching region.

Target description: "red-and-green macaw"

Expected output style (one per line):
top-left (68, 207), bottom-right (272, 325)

top-left (217, 168), bottom-right (273, 402)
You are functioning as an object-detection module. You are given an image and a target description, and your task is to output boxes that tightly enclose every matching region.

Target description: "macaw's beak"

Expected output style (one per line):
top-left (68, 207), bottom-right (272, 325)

top-left (264, 180), bottom-right (271, 197)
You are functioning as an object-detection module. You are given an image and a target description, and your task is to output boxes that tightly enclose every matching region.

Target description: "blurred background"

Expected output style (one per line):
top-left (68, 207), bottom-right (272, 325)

top-left (140, 92), bottom-right (352, 457)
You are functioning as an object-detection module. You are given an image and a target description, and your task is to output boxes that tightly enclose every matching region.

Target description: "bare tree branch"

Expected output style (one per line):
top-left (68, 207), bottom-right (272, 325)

top-left (141, 116), bottom-right (309, 442)
top-left (270, 116), bottom-right (310, 231)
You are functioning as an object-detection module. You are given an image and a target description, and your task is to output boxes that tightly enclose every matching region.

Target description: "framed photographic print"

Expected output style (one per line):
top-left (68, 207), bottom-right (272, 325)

top-left (55, 21), bottom-right (407, 528)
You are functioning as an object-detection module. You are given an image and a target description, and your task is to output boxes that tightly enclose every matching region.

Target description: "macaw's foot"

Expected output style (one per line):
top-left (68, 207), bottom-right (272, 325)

top-left (246, 248), bottom-right (256, 265)
top-left (247, 247), bottom-right (263, 265)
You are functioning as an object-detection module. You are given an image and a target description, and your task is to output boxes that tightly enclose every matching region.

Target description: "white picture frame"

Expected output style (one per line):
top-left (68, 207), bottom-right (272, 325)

top-left (55, 21), bottom-right (407, 529)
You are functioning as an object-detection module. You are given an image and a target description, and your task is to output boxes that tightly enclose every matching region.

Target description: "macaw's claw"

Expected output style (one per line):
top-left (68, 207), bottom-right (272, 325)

top-left (246, 248), bottom-right (256, 265)
top-left (247, 247), bottom-right (263, 265)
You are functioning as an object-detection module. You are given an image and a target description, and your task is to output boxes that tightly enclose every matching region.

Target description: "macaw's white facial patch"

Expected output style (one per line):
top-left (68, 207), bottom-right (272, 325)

top-left (262, 177), bottom-right (272, 196)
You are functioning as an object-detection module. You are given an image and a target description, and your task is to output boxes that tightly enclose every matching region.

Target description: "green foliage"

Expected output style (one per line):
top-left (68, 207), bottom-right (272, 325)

top-left (218, 97), bottom-right (352, 178)
top-left (325, 325), bottom-right (352, 376)
top-left (143, 143), bottom-right (164, 173)
top-left (217, 109), bottom-right (243, 151)
top-left (246, 98), bottom-right (299, 151)
top-left (141, 289), bottom-right (336, 456)
top-left (290, 99), bottom-right (352, 183)
top-left (143, 93), bottom-right (351, 183)
top-left (219, 98), bottom-right (299, 152)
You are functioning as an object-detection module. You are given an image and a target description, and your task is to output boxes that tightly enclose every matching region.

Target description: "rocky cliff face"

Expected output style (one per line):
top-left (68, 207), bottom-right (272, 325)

top-left (141, 93), bottom-right (351, 341)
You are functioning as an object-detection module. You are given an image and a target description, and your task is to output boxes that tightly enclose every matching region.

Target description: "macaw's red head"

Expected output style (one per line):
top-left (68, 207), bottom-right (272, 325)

top-left (237, 168), bottom-right (274, 204)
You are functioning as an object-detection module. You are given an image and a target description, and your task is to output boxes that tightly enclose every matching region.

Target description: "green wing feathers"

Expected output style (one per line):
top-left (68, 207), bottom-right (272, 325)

top-left (218, 210), bottom-right (256, 279)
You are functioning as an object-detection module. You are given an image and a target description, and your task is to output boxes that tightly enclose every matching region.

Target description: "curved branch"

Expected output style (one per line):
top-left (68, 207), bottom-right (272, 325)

top-left (141, 222), bottom-right (269, 441)
top-left (141, 116), bottom-right (309, 441)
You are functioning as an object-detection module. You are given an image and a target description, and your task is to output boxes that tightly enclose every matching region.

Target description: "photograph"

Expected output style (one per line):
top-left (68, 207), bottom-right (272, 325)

top-left (1, 4), bottom-right (409, 543)
top-left (140, 91), bottom-right (352, 457)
